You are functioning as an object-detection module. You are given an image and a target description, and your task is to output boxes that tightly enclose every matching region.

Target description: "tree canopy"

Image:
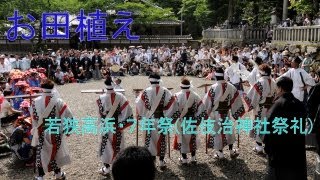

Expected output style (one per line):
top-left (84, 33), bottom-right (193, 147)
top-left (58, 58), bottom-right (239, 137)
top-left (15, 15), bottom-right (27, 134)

top-left (0, 0), bottom-right (319, 39)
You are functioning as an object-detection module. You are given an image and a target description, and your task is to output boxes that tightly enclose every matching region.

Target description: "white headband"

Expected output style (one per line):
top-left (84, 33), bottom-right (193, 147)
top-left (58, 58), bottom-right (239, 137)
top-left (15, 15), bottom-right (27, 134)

top-left (215, 72), bottom-right (224, 77)
top-left (42, 88), bottom-right (52, 93)
top-left (105, 85), bottom-right (114, 89)
top-left (149, 78), bottom-right (161, 82)
top-left (180, 83), bottom-right (191, 88)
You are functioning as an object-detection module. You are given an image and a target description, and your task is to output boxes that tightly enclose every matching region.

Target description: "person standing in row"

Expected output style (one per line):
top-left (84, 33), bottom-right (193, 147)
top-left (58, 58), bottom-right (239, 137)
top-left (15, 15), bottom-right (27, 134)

top-left (244, 64), bottom-right (276, 154)
top-left (135, 72), bottom-right (180, 168)
top-left (30, 79), bottom-right (73, 180)
top-left (173, 77), bottom-right (206, 164)
top-left (97, 77), bottom-right (134, 176)
top-left (203, 67), bottom-right (245, 159)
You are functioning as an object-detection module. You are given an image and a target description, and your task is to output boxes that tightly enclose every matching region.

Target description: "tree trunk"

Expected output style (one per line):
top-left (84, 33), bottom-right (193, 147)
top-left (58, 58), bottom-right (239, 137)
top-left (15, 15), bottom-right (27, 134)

top-left (314, 0), bottom-right (319, 14)
top-left (282, 0), bottom-right (288, 21)
top-left (228, 0), bottom-right (234, 22)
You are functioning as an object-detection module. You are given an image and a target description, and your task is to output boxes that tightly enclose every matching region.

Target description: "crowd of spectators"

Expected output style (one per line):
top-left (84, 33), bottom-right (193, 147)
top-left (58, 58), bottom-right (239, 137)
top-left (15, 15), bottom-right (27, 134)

top-left (0, 44), bottom-right (319, 85)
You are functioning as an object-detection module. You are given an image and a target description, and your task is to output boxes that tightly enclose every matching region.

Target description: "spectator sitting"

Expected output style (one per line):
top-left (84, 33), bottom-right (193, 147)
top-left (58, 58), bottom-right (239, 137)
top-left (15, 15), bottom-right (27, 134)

top-left (121, 62), bottom-right (129, 74)
top-left (101, 66), bottom-right (109, 79)
top-left (9, 117), bottom-right (33, 166)
top-left (54, 67), bottom-right (65, 85)
top-left (153, 64), bottom-right (163, 76)
top-left (64, 68), bottom-right (76, 83)
top-left (184, 64), bottom-right (193, 76)
top-left (130, 63), bottom-right (139, 76)
top-left (77, 67), bottom-right (86, 83)
top-left (1, 90), bottom-right (22, 126)
top-left (163, 62), bottom-right (172, 76)
top-left (112, 146), bottom-right (156, 180)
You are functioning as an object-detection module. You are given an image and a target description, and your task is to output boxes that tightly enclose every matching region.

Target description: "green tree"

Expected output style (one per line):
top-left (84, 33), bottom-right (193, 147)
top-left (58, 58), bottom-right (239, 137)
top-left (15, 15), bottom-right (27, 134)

top-left (289, 0), bottom-right (314, 15)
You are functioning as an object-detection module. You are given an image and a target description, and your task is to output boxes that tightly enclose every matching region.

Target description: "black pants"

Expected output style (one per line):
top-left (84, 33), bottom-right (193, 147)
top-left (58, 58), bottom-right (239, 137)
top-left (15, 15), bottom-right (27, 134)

top-left (316, 130), bottom-right (320, 155)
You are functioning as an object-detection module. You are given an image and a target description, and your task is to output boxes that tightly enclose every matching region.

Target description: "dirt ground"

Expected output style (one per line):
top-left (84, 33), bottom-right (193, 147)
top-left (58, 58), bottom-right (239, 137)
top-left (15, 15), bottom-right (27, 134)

top-left (0, 76), bottom-right (317, 180)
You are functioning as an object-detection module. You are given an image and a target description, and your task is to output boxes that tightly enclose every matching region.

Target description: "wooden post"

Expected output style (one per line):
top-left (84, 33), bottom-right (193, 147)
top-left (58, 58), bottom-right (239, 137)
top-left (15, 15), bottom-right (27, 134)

top-left (206, 130), bottom-right (208, 154)
top-left (136, 119), bottom-right (139, 146)
top-left (168, 132), bottom-right (171, 158)
top-left (238, 133), bottom-right (240, 148)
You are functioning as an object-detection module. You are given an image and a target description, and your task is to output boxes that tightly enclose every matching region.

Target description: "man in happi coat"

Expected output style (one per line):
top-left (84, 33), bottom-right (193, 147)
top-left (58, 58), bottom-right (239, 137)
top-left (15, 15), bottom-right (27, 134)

top-left (97, 77), bottom-right (133, 176)
top-left (30, 80), bottom-right (73, 180)
top-left (243, 64), bottom-right (277, 154)
top-left (172, 78), bottom-right (206, 164)
top-left (203, 67), bottom-right (245, 159)
top-left (135, 72), bottom-right (180, 168)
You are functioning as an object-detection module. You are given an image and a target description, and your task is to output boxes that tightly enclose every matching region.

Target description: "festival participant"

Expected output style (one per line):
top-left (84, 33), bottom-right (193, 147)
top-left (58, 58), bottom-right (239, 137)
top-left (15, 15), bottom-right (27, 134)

top-left (247, 57), bottom-right (263, 86)
top-left (12, 80), bottom-right (29, 110)
top-left (243, 64), bottom-right (276, 154)
top-left (96, 77), bottom-right (133, 176)
top-left (264, 77), bottom-right (307, 180)
top-left (111, 77), bottom-right (123, 90)
top-left (28, 70), bottom-right (41, 87)
top-left (224, 56), bottom-right (249, 93)
top-left (30, 79), bottom-right (73, 180)
top-left (173, 77), bottom-right (206, 164)
top-left (203, 67), bottom-right (245, 159)
top-left (279, 56), bottom-right (315, 103)
top-left (135, 72), bottom-right (180, 168)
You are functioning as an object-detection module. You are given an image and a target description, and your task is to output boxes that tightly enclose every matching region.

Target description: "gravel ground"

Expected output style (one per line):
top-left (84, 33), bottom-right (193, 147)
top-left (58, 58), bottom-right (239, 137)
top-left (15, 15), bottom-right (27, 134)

top-left (0, 76), bottom-right (317, 180)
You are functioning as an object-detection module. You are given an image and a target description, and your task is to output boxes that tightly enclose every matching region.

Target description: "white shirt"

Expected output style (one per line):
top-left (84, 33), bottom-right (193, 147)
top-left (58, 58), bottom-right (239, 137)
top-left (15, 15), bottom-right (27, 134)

top-left (280, 68), bottom-right (315, 101)
top-left (225, 62), bottom-right (247, 84)
top-left (55, 71), bottom-right (65, 80)
top-left (0, 63), bottom-right (11, 73)
top-left (20, 57), bottom-right (31, 71)
top-left (272, 52), bottom-right (281, 65)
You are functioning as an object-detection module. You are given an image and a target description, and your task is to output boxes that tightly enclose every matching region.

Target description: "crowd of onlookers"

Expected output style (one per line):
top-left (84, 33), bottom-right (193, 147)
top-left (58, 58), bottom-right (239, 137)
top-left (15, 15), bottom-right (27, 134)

top-left (280, 14), bottom-right (320, 27)
top-left (0, 44), bottom-right (319, 85)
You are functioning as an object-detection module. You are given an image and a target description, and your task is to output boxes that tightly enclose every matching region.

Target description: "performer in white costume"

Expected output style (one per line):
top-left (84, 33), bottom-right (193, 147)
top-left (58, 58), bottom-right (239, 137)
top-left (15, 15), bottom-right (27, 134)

top-left (244, 64), bottom-right (277, 154)
top-left (247, 57), bottom-right (263, 86)
top-left (172, 77), bottom-right (206, 164)
top-left (203, 67), bottom-right (245, 159)
top-left (97, 77), bottom-right (133, 176)
top-left (135, 72), bottom-right (180, 168)
top-left (30, 80), bottom-right (73, 180)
